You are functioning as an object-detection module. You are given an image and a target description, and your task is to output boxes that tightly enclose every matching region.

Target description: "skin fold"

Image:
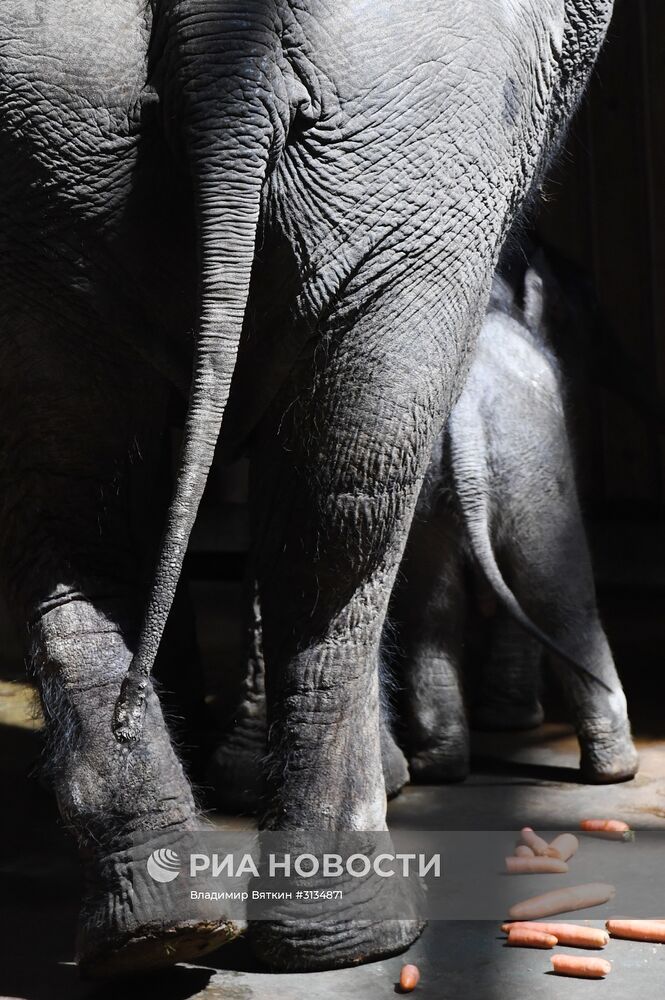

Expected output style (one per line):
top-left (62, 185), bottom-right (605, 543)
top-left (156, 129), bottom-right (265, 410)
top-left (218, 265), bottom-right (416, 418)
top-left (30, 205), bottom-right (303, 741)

top-left (0, 0), bottom-right (615, 976)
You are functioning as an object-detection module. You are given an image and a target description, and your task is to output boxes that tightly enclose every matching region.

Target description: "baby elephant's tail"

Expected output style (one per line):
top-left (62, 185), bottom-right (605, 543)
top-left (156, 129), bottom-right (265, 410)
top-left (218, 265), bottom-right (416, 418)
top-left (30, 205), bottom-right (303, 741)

top-left (447, 400), bottom-right (612, 694)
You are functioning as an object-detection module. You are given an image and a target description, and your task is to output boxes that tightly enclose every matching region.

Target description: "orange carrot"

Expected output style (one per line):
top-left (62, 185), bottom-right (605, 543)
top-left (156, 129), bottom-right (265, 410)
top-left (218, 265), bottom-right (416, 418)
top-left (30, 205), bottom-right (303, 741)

top-left (548, 834), bottom-right (579, 862)
top-left (520, 827), bottom-right (559, 857)
top-left (399, 964), bottom-right (420, 992)
top-left (580, 819), bottom-right (630, 832)
top-left (579, 819), bottom-right (634, 841)
top-left (508, 883), bottom-right (615, 920)
top-left (551, 955), bottom-right (611, 979)
top-left (507, 928), bottom-right (557, 949)
top-left (505, 856), bottom-right (568, 874)
top-left (606, 920), bottom-right (665, 943)
top-left (502, 922), bottom-right (609, 948)
top-left (515, 845), bottom-right (535, 858)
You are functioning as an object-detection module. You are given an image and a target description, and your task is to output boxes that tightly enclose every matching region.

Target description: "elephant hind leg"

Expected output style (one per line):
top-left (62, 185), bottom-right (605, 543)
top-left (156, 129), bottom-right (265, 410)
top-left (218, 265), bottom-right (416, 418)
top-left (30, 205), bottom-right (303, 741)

top-left (0, 327), bottom-right (243, 977)
top-left (499, 498), bottom-right (638, 783)
top-left (472, 608), bottom-right (545, 732)
top-left (33, 597), bottom-right (240, 979)
top-left (245, 302), bottom-right (456, 969)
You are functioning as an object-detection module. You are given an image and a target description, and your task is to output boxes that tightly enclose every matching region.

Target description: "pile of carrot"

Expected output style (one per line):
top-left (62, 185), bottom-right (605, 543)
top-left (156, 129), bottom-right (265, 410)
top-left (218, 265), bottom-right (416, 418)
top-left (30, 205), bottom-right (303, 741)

top-left (399, 819), bottom-right (660, 993)
top-left (505, 827), bottom-right (580, 874)
top-left (501, 920), bottom-right (613, 978)
top-left (501, 817), bottom-right (643, 979)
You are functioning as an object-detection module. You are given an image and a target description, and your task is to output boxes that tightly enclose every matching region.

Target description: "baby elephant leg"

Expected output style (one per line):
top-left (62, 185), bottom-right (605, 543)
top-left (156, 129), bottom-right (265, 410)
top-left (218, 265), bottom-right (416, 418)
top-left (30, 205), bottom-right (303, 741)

top-left (550, 624), bottom-right (638, 783)
top-left (507, 518), bottom-right (638, 783)
top-left (473, 608), bottom-right (545, 731)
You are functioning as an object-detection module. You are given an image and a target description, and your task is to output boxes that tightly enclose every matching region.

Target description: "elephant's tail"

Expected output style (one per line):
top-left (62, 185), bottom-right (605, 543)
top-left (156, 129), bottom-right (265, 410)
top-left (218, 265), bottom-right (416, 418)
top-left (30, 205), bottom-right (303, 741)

top-left (113, 15), bottom-right (282, 742)
top-left (447, 402), bottom-right (612, 693)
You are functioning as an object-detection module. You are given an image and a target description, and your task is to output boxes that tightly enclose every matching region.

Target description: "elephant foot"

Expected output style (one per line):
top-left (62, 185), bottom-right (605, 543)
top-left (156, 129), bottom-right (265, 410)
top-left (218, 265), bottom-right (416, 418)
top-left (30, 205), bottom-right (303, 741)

top-left (77, 831), bottom-right (244, 979)
top-left (578, 717), bottom-right (639, 784)
top-left (250, 917), bottom-right (424, 971)
top-left (207, 735), bottom-right (263, 813)
top-left (29, 598), bottom-right (242, 979)
top-left (472, 698), bottom-right (544, 732)
top-left (79, 918), bottom-right (238, 980)
top-left (408, 729), bottom-right (470, 784)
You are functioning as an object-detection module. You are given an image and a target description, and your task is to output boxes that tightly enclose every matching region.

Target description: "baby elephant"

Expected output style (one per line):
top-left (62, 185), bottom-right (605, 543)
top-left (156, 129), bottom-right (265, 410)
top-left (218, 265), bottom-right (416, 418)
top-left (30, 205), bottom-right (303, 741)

top-left (393, 259), bottom-right (639, 786)
top-left (211, 255), bottom-right (639, 810)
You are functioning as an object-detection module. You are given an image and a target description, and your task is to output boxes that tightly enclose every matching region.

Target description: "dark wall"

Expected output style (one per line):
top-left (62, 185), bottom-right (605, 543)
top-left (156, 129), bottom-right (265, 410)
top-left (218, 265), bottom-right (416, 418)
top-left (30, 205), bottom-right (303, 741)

top-left (537, 0), bottom-right (665, 518)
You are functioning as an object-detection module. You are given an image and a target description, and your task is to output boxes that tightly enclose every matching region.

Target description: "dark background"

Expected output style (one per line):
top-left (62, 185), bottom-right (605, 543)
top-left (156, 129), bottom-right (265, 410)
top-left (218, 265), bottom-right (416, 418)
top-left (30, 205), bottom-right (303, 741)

top-left (539, 0), bottom-right (665, 519)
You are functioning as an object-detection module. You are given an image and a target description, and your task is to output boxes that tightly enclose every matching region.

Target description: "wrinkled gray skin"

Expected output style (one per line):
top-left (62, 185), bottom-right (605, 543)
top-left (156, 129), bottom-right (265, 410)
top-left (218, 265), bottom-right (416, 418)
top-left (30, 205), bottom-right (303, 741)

top-left (393, 260), bottom-right (639, 786)
top-left (211, 254), bottom-right (640, 803)
top-left (0, 0), bottom-right (614, 977)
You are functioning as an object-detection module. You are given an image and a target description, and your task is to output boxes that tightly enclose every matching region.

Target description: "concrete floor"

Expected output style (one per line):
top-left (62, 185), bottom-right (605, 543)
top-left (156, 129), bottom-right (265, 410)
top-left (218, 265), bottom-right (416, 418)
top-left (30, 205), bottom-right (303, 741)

top-left (1, 558), bottom-right (664, 1000)
top-left (3, 676), bottom-right (665, 1000)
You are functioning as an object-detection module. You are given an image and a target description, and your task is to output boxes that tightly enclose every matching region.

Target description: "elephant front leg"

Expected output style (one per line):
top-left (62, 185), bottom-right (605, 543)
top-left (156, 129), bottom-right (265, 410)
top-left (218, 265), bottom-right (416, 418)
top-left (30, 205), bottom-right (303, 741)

top-left (208, 582), bottom-right (410, 809)
top-left (246, 336), bottom-right (446, 970)
top-left (392, 498), bottom-right (470, 783)
top-left (207, 583), bottom-right (267, 812)
top-left (380, 705), bottom-right (410, 799)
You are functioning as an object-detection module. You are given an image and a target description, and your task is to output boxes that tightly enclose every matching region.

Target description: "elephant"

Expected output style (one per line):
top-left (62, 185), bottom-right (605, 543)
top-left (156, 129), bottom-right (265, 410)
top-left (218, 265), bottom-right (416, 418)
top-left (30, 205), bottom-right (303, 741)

top-left (391, 252), bottom-right (639, 785)
top-left (0, 0), bottom-right (616, 978)
top-left (210, 247), bottom-right (639, 807)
